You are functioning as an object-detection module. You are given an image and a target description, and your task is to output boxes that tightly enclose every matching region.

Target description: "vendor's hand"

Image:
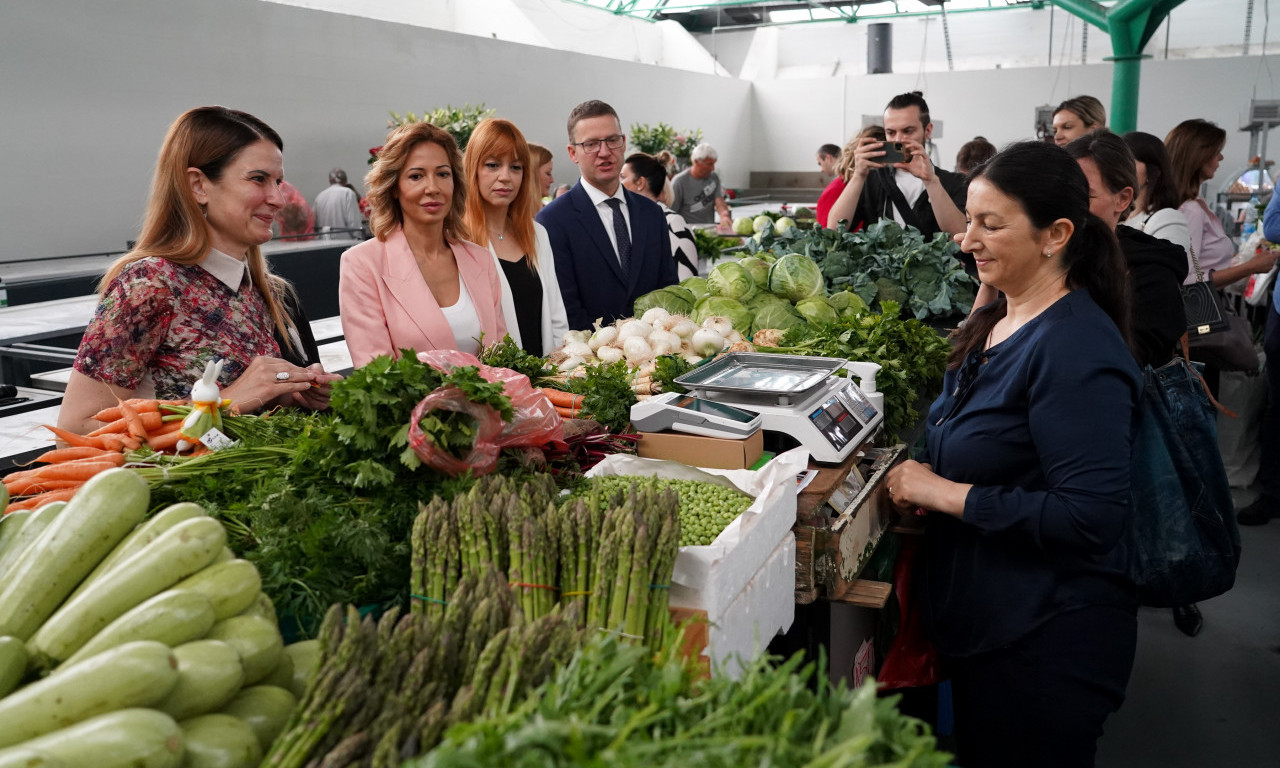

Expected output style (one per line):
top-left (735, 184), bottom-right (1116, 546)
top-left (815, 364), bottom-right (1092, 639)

top-left (280, 363), bottom-right (343, 411)
top-left (897, 139), bottom-right (936, 184)
top-left (222, 356), bottom-right (322, 414)
top-left (885, 460), bottom-right (938, 513)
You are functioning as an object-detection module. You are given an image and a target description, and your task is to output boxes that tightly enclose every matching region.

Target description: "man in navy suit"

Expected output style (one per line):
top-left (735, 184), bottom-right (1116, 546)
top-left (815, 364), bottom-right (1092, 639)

top-left (537, 100), bottom-right (677, 330)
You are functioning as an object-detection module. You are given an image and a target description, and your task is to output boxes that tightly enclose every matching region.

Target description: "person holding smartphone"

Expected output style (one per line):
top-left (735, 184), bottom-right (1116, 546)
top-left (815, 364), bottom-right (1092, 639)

top-left (825, 91), bottom-right (967, 238)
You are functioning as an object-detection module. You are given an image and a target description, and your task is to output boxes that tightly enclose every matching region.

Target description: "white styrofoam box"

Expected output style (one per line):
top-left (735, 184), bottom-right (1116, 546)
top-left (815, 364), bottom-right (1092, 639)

top-left (587, 447), bottom-right (808, 619)
top-left (707, 533), bottom-right (796, 680)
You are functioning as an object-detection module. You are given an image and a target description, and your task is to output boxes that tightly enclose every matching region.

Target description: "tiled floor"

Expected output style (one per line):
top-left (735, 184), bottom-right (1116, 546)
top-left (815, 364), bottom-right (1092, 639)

top-left (1096, 489), bottom-right (1280, 767)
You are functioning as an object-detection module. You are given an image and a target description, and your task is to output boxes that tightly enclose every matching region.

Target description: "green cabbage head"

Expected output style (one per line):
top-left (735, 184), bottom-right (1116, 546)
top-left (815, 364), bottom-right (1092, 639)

top-left (768, 254), bottom-right (826, 302)
top-left (737, 257), bottom-right (772, 290)
top-left (633, 287), bottom-right (693, 318)
top-left (680, 276), bottom-right (710, 300)
top-left (751, 302), bottom-right (807, 335)
top-left (707, 261), bottom-right (758, 302)
top-left (795, 297), bottom-right (840, 326)
top-left (692, 296), bottom-right (753, 333)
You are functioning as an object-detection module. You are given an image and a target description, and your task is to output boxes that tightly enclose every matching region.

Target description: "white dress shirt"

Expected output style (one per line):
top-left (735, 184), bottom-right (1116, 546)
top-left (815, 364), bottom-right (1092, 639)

top-left (580, 180), bottom-right (632, 265)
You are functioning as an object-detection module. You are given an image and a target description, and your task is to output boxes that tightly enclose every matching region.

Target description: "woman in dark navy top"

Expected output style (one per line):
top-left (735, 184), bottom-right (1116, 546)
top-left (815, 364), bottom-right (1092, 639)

top-left (886, 141), bottom-right (1141, 768)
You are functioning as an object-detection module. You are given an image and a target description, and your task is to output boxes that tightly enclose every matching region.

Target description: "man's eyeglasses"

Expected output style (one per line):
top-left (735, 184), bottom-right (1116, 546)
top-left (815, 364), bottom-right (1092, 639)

top-left (572, 135), bottom-right (626, 155)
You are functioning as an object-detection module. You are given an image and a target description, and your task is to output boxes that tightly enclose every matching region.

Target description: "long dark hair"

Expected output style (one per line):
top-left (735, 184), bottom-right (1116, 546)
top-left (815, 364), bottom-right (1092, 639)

top-left (950, 141), bottom-right (1131, 368)
top-left (1165, 118), bottom-right (1227, 204)
top-left (1124, 131), bottom-right (1185, 214)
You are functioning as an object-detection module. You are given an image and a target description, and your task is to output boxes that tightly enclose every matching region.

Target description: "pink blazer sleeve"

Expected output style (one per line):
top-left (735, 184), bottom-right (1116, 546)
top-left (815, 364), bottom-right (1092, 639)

top-left (454, 240), bottom-right (508, 347)
top-left (338, 238), bottom-right (396, 369)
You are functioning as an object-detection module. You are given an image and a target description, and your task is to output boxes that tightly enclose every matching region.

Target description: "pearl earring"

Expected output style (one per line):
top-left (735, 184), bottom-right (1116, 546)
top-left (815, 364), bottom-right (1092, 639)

top-left (1045, 250), bottom-right (1053, 258)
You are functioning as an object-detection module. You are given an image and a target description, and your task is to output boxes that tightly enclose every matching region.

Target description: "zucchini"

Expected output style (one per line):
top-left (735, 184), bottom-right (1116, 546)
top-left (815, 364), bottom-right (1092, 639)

top-left (0, 509), bottom-right (30, 561)
top-left (238, 591), bottom-right (277, 624)
top-left (28, 516), bottom-right (226, 667)
top-left (0, 748), bottom-right (64, 768)
top-left (0, 636), bottom-right (28, 698)
top-left (256, 647), bottom-right (294, 691)
top-left (214, 547), bottom-right (235, 563)
top-left (61, 589), bottom-right (216, 668)
top-left (0, 482), bottom-right (7, 514)
top-left (218, 685), bottom-right (297, 752)
top-left (171, 559), bottom-right (261, 621)
top-left (0, 470), bottom-right (149, 640)
top-left (154, 639), bottom-right (245, 720)
top-left (0, 641), bottom-right (178, 748)
top-left (0, 502), bottom-right (65, 585)
top-left (0, 708), bottom-right (182, 768)
top-left (179, 714), bottom-right (262, 768)
top-left (205, 614), bottom-right (283, 686)
top-left (282, 639), bottom-right (320, 699)
top-left (66, 502), bottom-right (207, 603)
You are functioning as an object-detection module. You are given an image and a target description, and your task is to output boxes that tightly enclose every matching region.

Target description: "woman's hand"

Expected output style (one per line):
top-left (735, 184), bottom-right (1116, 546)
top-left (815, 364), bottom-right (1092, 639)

top-left (884, 460), bottom-right (973, 519)
top-left (221, 356), bottom-right (324, 414)
top-left (279, 363), bottom-right (343, 411)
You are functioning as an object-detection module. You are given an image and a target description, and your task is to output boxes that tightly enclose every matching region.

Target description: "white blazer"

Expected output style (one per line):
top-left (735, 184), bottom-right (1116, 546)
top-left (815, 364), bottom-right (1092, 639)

top-left (488, 221), bottom-right (570, 356)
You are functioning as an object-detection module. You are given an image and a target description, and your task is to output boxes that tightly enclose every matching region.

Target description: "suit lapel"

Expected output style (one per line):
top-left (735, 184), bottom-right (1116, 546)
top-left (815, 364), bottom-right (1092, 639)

top-left (380, 229), bottom-right (456, 352)
top-left (572, 183), bottom-right (627, 284)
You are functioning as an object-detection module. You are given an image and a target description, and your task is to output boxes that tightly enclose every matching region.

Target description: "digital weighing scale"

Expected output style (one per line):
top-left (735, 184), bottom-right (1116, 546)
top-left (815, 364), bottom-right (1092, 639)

top-left (671, 353), bottom-right (883, 464)
top-left (630, 392), bottom-right (763, 439)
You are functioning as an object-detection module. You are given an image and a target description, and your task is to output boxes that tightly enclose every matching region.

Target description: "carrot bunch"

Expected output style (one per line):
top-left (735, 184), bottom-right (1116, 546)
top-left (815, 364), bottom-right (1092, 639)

top-left (1, 398), bottom-right (187, 514)
top-left (537, 388), bottom-right (584, 419)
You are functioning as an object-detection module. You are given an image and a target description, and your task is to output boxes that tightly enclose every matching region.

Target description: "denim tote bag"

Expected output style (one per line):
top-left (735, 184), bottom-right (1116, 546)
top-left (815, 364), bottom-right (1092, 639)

top-left (1125, 358), bottom-right (1241, 607)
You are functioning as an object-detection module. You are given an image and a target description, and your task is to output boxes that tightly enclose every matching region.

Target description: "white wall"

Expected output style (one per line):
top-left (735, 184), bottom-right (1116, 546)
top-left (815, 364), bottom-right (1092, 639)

top-left (0, 0), bottom-right (751, 261)
top-left (752, 55), bottom-right (1280, 199)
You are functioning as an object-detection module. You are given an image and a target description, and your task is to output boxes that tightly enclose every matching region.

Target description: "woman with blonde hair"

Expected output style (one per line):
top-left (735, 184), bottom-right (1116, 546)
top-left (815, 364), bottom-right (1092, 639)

top-left (462, 119), bottom-right (568, 355)
top-left (60, 106), bottom-right (337, 435)
top-left (339, 122), bottom-right (506, 367)
top-left (1052, 96), bottom-right (1106, 147)
top-left (817, 125), bottom-right (884, 229)
top-left (528, 142), bottom-right (555, 202)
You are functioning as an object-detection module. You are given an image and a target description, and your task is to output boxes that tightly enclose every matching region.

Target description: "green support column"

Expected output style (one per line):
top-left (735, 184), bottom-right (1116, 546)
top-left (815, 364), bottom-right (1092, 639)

top-left (1052, 0), bottom-right (1188, 133)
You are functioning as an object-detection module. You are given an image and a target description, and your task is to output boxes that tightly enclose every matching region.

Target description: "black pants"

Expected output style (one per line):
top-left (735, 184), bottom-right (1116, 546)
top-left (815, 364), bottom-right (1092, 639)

top-left (1257, 306), bottom-right (1280, 500)
top-left (945, 605), bottom-right (1137, 768)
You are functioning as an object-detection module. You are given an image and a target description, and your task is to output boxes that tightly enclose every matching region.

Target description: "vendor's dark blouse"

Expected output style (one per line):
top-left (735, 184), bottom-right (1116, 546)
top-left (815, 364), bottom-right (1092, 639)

top-left (922, 289), bottom-right (1141, 657)
top-left (499, 255), bottom-right (543, 356)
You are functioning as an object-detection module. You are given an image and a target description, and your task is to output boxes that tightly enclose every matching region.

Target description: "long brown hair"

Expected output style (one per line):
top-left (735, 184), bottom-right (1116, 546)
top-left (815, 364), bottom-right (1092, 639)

top-left (364, 122), bottom-right (467, 243)
top-left (99, 106), bottom-right (298, 353)
top-left (462, 119), bottom-right (539, 267)
top-left (1165, 118), bottom-right (1227, 205)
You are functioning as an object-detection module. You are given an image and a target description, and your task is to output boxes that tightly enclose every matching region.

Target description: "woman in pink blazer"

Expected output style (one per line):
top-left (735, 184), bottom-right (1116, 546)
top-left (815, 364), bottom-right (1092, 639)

top-left (340, 122), bottom-right (506, 369)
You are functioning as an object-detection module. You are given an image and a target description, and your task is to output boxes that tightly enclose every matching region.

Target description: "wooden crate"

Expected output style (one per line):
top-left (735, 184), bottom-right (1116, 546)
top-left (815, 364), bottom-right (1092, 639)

top-left (793, 444), bottom-right (906, 605)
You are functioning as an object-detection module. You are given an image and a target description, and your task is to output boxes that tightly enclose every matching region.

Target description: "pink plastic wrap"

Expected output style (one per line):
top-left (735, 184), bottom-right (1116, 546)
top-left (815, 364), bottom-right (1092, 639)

top-left (407, 350), bottom-right (564, 476)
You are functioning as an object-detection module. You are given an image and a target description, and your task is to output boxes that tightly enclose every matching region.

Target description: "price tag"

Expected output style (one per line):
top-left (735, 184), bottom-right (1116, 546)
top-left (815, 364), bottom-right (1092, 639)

top-left (200, 428), bottom-right (238, 451)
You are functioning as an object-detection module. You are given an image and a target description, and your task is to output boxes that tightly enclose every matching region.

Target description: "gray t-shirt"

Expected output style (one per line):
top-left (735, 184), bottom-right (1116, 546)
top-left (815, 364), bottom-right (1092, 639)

top-left (670, 169), bottom-right (722, 224)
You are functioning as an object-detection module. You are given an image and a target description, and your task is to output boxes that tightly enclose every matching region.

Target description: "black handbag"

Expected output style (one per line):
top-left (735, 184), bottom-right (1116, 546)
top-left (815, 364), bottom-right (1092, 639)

top-left (1124, 350), bottom-right (1241, 607)
top-left (1181, 243), bottom-right (1259, 371)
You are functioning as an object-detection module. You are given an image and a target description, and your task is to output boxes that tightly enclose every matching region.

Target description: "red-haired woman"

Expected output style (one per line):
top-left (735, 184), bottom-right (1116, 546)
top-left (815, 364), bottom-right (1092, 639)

top-left (463, 119), bottom-right (568, 356)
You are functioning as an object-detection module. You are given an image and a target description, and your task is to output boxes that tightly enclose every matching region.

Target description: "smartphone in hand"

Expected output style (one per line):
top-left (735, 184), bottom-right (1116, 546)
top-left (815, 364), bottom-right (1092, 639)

top-left (880, 141), bottom-right (910, 165)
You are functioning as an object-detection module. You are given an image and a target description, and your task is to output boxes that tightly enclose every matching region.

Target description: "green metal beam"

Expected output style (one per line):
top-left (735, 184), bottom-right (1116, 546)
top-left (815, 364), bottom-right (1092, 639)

top-left (1051, 0), bottom-right (1188, 133)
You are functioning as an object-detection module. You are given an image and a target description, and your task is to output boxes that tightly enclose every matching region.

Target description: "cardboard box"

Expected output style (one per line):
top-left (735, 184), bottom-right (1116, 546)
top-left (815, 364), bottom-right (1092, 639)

top-left (635, 429), bottom-right (764, 470)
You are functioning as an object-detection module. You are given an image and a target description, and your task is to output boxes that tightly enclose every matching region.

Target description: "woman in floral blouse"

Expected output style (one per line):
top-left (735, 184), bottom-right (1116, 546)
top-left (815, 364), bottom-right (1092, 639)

top-left (58, 107), bottom-right (342, 435)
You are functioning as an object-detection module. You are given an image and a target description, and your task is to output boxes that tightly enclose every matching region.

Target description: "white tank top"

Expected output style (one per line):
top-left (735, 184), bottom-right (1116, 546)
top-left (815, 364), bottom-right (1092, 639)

top-left (438, 279), bottom-right (482, 355)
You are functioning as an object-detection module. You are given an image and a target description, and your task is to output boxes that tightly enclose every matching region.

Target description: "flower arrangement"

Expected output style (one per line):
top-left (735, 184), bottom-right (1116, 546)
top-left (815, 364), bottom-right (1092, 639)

top-left (670, 129), bottom-right (704, 162)
top-left (387, 103), bottom-right (495, 153)
top-left (630, 123), bottom-right (705, 164)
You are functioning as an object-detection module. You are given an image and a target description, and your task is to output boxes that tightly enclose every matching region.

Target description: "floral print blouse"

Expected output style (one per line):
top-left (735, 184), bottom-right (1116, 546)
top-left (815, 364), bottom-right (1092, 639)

top-left (73, 255), bottom-right (281, 400)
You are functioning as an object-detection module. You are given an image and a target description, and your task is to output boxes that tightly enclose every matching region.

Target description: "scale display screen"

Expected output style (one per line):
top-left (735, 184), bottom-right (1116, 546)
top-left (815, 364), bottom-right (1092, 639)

top-left (808, 391), bottom-right (872, 450)
top-left (673, 395), bottom-right (758, 423)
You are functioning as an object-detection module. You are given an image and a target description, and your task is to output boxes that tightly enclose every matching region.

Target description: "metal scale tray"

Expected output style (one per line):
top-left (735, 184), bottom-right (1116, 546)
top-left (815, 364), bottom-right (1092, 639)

top-left (674, 353), bottom-right (847, 406)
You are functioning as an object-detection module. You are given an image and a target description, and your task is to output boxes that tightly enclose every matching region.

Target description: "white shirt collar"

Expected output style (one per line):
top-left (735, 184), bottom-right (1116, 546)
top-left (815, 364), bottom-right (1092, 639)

top-left (200, 249), bottom-right (250, 291)
top-left (581, 179), bottom-right (627, 209)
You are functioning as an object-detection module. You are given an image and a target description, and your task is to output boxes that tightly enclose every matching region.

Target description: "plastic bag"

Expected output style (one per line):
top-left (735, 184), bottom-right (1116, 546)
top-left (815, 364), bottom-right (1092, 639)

top-left (875, 535), bottom-right (942, 690)
top-left (407, 350), bottom-right (564, 476)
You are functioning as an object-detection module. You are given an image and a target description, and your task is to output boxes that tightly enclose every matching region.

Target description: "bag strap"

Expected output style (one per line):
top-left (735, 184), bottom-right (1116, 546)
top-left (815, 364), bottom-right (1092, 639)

top-left (1179, 333), bottom-right (1237, 418)
top-left (1187, 241), bottom-right (1206, 283)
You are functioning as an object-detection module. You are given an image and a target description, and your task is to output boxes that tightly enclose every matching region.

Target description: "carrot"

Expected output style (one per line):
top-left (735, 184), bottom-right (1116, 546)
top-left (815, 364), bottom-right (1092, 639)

top-left (31, 446), bottom-right (113, 465)
top-left (42, 425), bottom-right (109, 450)
top-left (90, 398), bottom-right (175, 423)
top-left (147, 419), bottom-right (184, 438)
top-left (146, 430), bottom-right (185, 452)
top-left (3, 488), bottom-right (79, 514)
top-left (553, 405), bottom-right (579, 419)
top-left (88, 411), bottom-right (164, 437)
top-left (117, 399), bottom-right (149, 441)
top-left (539, 388), bottom-right (584, 409)
top-left (10, 479), bottom-right (84, 496)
